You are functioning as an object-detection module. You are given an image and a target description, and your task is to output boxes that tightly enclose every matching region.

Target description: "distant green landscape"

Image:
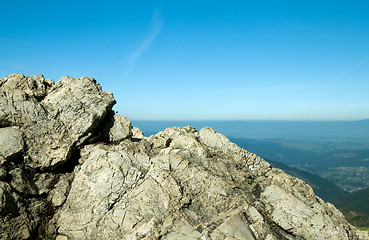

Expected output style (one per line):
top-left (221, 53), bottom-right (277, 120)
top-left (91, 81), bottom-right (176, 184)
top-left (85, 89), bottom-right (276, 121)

top-left (230, 138), bottom-right (369, 192)
top-left (332, 188), bottom-right (369, 227)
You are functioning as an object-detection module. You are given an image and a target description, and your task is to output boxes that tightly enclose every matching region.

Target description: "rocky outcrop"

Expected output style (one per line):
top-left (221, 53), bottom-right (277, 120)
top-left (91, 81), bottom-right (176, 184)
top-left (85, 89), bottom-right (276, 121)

top-left (0, 74), bottom-right (115, 170)
top-left (0, 73), bottom-right (368, 240)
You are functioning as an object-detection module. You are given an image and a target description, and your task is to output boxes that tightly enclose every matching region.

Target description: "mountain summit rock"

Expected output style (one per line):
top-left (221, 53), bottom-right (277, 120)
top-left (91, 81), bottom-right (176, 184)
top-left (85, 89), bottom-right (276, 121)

top-left (0, 74), bottom-right (368, 240)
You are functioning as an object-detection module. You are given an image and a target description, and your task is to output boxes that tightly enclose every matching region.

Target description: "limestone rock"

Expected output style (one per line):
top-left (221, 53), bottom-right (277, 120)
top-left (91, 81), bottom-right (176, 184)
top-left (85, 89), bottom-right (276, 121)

top-left (0, 73), bottom-right (116, 239)
top-left (0, 168), bottom-right (7, 181)
top-left (48, 173), bottom-right (74, 207)
top-left (33, 173), bottom-right (58, 195)
top-left (10, 168), bottom-right (38, 196)
top-left (0, 181), bottom-right (18, 216)
top-left (0, 73), bottom-right (52, 100)
top-left (42, 76), bottom-right (115, 144)
top-left (0, 74), bottom-right (115, 169)
top-left (51, 126), bottom-right (369, 240)
top-left (100, 112), bottom-right (132, 143)
top-left (0, 181), bottom-right (50, 240)
top-left (56, 235), bottom-right (68, 240)
top-left (132, 126), bottom-right (146, 140)
top-left (0, 157), bottom-right (7, 181)
top-left (0, 127), bottom-right (24, 161)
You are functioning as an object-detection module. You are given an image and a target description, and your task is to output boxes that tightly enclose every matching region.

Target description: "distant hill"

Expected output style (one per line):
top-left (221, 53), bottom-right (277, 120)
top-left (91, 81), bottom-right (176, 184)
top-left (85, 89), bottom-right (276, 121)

top-left (265, 159), bottom-right (348, 202)
top-left (333, 188), bottom-right (369, 227)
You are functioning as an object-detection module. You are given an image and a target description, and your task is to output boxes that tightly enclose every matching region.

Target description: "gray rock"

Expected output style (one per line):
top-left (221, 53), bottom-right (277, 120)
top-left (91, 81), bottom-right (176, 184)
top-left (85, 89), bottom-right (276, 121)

top-left (0, 74), bottom-right (115, 169)
top-left (0, 73), bottom-right (117, 239)
top-left (51, 126), bottom-right (369, 240)
top-left (101, 113), bottom-right (132, 143)
top-left (10, 168), bottom-right (38, 196)
top-left (132, 126), bottom-right (146, 140)
top-left (0, 73), bottom-right (52, 100)
top-left (0, 127), bottom-right (24, 161)
top-left (0, 168), bottom-right (7, 181)
top-left (33, 173), bottom-right (58, 195)
top-left (0, 181), bottom-right (18, 216)
top-left (0, 157), bottom-right (7, 181)
top-left (42, 76), bottom-right (115, 144)
top-left (56, 235), bottom-right (69, 240)
top-left (0, 84), bottom-right (47, 127)
top-left (0, 181), bottom-right (49, 240)
top-left (48, 173), bottom-right (74, 207)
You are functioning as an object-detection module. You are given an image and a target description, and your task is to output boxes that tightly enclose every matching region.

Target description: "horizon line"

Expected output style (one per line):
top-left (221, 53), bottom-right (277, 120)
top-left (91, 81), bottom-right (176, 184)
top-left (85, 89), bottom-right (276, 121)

top-left (130, 118), bottom-right (369, 122)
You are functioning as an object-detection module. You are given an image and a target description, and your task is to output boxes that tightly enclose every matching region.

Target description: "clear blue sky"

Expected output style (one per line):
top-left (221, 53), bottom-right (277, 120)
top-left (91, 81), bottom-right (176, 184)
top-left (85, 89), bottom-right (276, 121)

top-left (1, 1), bottom-right (369, 120)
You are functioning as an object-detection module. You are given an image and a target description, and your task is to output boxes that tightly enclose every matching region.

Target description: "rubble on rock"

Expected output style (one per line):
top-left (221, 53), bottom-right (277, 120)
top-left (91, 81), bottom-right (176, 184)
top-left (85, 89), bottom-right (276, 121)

top-left (1, 73), bottom-right (368, 240)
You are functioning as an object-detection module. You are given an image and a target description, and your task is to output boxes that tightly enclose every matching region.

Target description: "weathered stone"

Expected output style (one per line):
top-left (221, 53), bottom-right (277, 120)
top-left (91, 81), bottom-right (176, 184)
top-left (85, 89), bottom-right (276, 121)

top-left (0, 127), bottom-right (24, 160)
top-left (34, 173), bottom-right (58, 195)
top-left (101, 112), bottom-right (132, 143)
top-left (42, 76), bottom-right (115, 144)
top-left (51, 126), bottom-right (369, 240)
top-left (210, 211), bottom-right (255, 240)
top-left (0, 73), bottom-right (52, 100)
top-left (10, 168), bottom-right (38, 196)
top-left (132, 126), bottom-right (146, 140)
top-left (56, 235), bottom-right (68, 240)
top-left (0, 180), bottom-right (49, 240)
top-left (0, 157), bottom-right (7, 181)
top-left (48, 173), bottom-right (74, 207)
top-left (0, 181), bottom-right (18, 216)
top-left (0, 168), bottom-right (7, 181)
top-left (0, 74), bottom-right (115, 169)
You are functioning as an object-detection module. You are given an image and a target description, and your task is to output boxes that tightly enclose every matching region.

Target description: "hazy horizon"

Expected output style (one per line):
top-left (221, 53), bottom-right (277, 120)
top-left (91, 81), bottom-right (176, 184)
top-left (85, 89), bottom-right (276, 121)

top-left (132, 119), bottom-right (369, 140)
top-left (130, 118), bottom-right (369, 122)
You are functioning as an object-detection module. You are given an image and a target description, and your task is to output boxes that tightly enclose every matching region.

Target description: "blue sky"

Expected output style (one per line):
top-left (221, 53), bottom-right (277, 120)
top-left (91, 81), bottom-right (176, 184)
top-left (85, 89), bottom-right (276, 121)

top-left (1, 1), bottom-right (369, 120)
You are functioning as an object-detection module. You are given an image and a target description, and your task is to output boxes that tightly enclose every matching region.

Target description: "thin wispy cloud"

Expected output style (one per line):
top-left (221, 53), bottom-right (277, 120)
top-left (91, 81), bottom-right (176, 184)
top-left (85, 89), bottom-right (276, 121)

top-left (336, 57), bottom-right (369, 78)
top-left (123, 12), bottom-right (163, 79)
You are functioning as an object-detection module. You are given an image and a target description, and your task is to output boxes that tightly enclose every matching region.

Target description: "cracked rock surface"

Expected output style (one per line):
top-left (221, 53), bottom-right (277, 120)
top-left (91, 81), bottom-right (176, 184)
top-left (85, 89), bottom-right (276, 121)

top-left (0, 73), bottom-right (368, 240)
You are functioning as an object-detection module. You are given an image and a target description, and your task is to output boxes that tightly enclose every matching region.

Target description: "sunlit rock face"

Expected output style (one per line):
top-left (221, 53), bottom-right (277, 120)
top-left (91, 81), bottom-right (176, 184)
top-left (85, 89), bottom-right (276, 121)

top-left (1, 73), bottom-right (368, 240)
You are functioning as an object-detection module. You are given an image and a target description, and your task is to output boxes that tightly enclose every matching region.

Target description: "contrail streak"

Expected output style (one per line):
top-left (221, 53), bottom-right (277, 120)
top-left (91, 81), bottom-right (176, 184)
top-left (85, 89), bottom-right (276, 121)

top-left (123, 12), bottom-right (163, 79)
top-left (336, 57), bottom-right (369, 78)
